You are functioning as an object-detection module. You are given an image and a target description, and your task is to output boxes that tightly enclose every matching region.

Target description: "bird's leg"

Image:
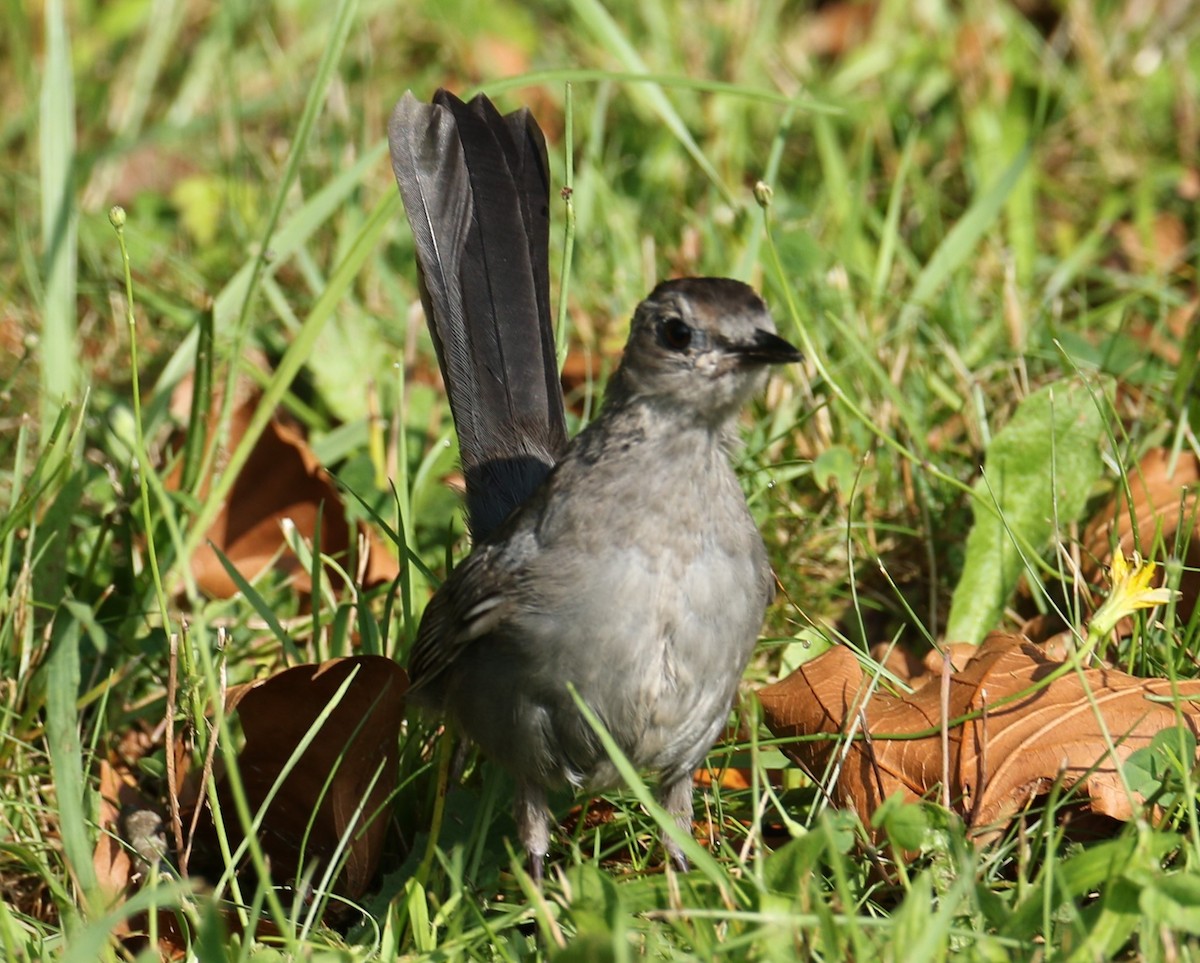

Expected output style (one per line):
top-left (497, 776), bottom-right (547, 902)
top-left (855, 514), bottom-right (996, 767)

top-left (515, 782), bottom-right (551, 884)
top-left (657, 776), bottom-right (695, 872)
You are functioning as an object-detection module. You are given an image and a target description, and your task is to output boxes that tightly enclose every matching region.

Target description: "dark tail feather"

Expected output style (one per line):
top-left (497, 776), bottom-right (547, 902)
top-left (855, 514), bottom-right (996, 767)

top-left (388, 90), bottom-right (568, 540)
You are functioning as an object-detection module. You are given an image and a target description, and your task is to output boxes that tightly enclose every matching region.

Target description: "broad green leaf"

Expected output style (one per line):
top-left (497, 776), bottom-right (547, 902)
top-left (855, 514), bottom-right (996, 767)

top-left (761, 833), bottom-right (826, 895)
top-left (889, 873), bottom-right (948, 962)
top-left (812, 444), bottom-right (860, 496)
top-left (1137, 872), bottom-right (1200, 935)
top-left (945, 376), bottom-right (1111, 645)
top-left (871, 793), bottom-right (930, 853)
top-left (1002, 831), bottom-right (1178, 943)
top-left (181, 189), bottom-right (400, 565)
top-left (309, 310), bottom-right (396, 424)
top-left (563, 862), bottom-right (628, 963)
top-left (1065, 877), bottom-right (1143, 963)
top-left (1124, 727), bottom-right (1196, 808)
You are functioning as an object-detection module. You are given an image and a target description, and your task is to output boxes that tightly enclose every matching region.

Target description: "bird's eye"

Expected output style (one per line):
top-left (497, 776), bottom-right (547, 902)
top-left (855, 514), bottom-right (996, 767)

top-left (660, 317), bottom-right (693, 351)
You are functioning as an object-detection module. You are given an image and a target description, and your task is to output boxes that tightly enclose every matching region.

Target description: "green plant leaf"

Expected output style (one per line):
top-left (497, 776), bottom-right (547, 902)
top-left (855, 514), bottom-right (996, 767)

top-left (1137, 872), bottom-right (1200, 935)
top-left (945, 376), bottom-right (1112, 644)
top-left (760, 833), bottom-right (823, 895)
top-left (39, 0), bottom-right (78, 426)
top-left (1066, 877), bottom-right (1143, 963)
top-left (1124, 726), bottom-right (1197, 812)
top-left (562, 862), bottom-right (628, 963)
top-left (1002, 831), bottom-right (1178, 942)
top-left (812, 444), bottom-right (860, 497)
top-left (871, 793), bottom-right (930, 853)
top-left (44, 607), bottom-right (99, 909)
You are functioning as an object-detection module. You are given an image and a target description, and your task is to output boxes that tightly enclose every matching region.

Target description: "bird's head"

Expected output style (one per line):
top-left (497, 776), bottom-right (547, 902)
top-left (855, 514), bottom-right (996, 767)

top-left (611, 277), bottom-right (800, 427)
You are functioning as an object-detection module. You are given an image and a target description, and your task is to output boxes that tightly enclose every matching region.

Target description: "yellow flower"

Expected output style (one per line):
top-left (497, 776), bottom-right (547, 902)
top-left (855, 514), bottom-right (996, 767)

top-left (1087, 551), bottom-right (1177, 645)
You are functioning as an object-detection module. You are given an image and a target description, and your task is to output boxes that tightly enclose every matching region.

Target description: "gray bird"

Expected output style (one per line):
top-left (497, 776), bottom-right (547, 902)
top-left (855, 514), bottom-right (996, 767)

top-left (388, 89), bottom-right (799, 880)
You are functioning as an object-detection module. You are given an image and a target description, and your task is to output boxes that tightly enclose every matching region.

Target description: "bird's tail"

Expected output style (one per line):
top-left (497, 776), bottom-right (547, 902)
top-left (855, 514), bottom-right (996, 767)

top-left (387, 90), bottom-right (568, 540)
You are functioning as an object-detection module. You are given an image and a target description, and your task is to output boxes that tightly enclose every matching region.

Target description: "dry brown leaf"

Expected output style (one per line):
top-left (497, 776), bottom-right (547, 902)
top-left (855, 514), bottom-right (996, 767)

top-left (188, 656), bottom-right (407, 902)
top-left (102, 142), bottom-right (202, 207)
top-left (791, 1), bottom-right (878, 59)
top-left (693, 765), bottom-right (782, 792)
top-left (469, 35), bottom-right (530, 80)
top-left (1083, 447), bottom-right (1200, 622)
top-left (165, 384), bottom-right (399, 598)
top-left (1127, 296), bottom-right (1198, 367)
top-left (92, 760), bottom-right (186, 957)
top-left (869, 640), bottom-right (978, 686)
top-left (1180, 168), bottom-right (1200, 201)
top-left (93, 760), bottom-right (141, 911)
top-left (954, 17), bottom-right (1012, 103)
top-left (1113, 212), bottom-right (1189, 276)
top-left (759, 633), bottom-right (1200, 842)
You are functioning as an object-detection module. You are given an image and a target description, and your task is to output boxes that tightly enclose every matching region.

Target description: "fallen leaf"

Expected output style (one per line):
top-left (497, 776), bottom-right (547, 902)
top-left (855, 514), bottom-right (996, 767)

top-left (470, 34), bottom-right (530, 80)
top-left (1180, 168), bottom-right (1200, 201)
top-left (759, 633), bottom-right (1200, 844)
top-left (693, 768), bottom-right (748, 791)
top-left (954, 17), bottom-right (1012, 103)
top-left (188, 656), bottom-right (407, 903)
top-left (869, 640), bottom-right (979, 686)
top-left (693, 765), bottom-right (781, 792)
top-left (1113, 213), bottom-right (1189, 276)
top-left (93, 760), bottom-right (141, 910)
top-left (92, 759), bottom-right (186, 957)
top-left (91, 142), bottom-right (202, 208)
top-left (1128, 296), bottom-right (1199, 367)
top-left (165, 383), bottom-right (399, 598)
top-left (791, 1), bottom-right (878, 59)
top-left (1083, 447), bottom-right (1200, 622)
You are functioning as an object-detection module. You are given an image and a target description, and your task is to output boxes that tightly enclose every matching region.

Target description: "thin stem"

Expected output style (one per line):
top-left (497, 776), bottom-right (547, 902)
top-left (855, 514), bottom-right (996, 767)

top-left (109, 206), bottom-right (170, 633)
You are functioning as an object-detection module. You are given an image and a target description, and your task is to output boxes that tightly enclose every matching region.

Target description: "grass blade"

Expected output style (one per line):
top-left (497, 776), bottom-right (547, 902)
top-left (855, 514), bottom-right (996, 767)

top-left (38, 0), bottom-right (77, 427)
top-left (568, 684), bottom-right (739, 900)
top-left (44, 606), bottom-right (100, 911)
top-left (566, 0), bottom-right (734, 205)
top-left (904, 145), bottom-right (1030, 317)
top-left (183, 189), bottom-right (401, 564)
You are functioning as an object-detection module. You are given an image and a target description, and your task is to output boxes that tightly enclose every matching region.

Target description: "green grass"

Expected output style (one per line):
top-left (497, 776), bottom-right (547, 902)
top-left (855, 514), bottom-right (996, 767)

top-left (3, 0), bottom-right (1199, 958)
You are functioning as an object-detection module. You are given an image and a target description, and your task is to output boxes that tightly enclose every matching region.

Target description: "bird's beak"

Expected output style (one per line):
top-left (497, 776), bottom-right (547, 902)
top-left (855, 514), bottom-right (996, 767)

top-left (730, 329), bottom-right (802, 366)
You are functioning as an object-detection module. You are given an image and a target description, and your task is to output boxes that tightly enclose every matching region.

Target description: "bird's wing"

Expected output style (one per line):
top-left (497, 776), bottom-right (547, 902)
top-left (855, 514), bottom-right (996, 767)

top-left (407, 541), bottom-right (521, 691)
